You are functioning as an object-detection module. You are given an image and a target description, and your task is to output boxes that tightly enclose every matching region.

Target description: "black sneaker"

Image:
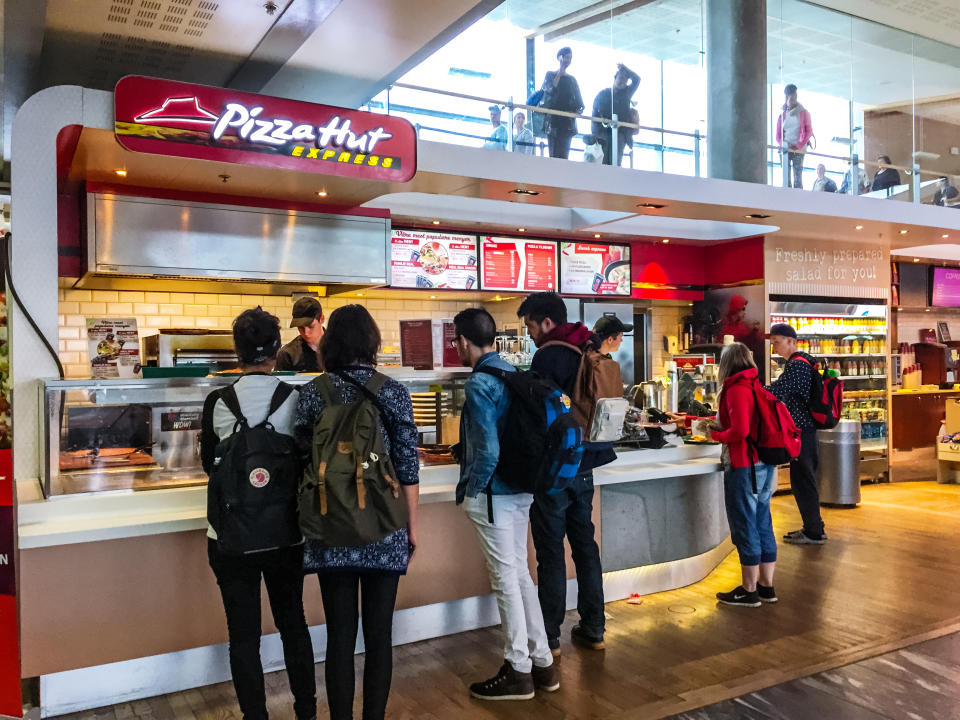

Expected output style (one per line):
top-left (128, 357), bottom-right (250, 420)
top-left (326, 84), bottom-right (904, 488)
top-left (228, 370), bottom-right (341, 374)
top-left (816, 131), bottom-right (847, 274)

top-left (757, 584), bottom-right (778, 603)
top-left (716, 586), bottom-right (761, 607)
top-left (469, 663), bottom-right (535, 701)
top-left (531, 662), bottom-right (560, 692)
top-left (571, 625), bottom-right (605, 650)
top-left (784, 530), bottom-right (826, 545)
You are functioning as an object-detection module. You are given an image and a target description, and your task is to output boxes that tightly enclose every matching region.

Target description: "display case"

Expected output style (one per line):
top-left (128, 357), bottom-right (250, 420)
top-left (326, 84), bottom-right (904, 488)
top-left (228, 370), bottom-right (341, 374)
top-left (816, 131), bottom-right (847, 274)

top-left (41, 368), bottom-right (470, 497)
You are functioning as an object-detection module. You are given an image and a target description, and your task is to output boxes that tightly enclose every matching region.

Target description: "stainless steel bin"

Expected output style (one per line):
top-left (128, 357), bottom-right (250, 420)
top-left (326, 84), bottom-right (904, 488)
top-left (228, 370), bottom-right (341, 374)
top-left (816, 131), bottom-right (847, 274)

top-left (816, 420), bottom-right (861, 506)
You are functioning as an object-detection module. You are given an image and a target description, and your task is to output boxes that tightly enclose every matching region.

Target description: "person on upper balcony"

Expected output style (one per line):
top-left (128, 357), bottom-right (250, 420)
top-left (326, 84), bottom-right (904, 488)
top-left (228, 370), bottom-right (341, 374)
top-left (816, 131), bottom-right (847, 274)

top-left (871, 155), bottom-right (901, 193)
top-left (775, 84), bottom-right (813, 189)
top-left (812, 164), bottom-right (837, 193)
top-left (541, 47), bottom-right (583, 160)
top-left (944, 186), bottom-right (960, 209)
top-left (591, 63), bottom-right (640, 167)
top-left (513, 112), bottom-right (536, 155)
top-left (484, 105), bottom-right (508, 151)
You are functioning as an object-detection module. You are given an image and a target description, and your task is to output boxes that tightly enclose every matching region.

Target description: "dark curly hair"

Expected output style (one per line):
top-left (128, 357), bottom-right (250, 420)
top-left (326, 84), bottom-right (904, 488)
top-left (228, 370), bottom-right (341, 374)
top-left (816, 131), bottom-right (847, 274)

top-left (232, 307), bottom-right (281, 365)
top-left (321, 304), bottom-right (381, 371)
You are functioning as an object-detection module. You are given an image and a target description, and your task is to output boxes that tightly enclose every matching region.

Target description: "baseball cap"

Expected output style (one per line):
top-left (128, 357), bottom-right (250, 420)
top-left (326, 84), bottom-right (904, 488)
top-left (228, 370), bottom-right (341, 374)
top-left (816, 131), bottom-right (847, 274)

top-left (290, 297), bottom-right (323, 328)
top-left (767, 323), bottom-right (797, 339)
top-left (593, 316), bottom-right (634, 339)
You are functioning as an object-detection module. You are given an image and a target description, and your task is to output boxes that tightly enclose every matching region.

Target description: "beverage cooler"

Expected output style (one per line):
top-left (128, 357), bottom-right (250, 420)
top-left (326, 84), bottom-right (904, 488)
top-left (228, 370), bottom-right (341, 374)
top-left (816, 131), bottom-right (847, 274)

top-left (770, 299), bottom-right (888, 483)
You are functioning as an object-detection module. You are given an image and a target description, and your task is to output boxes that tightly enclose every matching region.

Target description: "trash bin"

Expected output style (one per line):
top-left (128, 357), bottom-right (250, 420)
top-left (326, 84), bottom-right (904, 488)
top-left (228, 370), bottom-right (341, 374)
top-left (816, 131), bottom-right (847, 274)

top-left (816, 419), bottom-right (861, 507)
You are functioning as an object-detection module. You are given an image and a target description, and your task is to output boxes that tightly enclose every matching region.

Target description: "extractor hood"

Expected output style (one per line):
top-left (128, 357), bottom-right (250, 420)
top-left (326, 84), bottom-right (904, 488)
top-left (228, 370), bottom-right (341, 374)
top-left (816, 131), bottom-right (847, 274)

top-left (78, 194), bottom-right (390, 295)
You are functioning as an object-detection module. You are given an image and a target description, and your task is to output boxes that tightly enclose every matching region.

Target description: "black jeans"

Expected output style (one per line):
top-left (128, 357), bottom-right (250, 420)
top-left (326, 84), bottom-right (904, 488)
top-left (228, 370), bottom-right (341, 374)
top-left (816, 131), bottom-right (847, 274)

top-left (547, 130), bottom-right (574, 159)
top-left (791, 428), bottom-right (824, 538)
top-left (208, 540), bottom-right (316, 720)
top-left (786, 151), bottom-right (804, 188)
top-left (318, 572), bottom-right (400, 720)
top-left (530, 471), bottom-right (605, 644)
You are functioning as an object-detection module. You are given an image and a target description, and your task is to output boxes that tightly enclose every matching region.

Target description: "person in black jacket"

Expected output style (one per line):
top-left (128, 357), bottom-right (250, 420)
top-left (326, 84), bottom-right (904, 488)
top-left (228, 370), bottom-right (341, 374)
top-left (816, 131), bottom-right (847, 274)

top-left (541, 47), bottom-right (584, 160)
top-left (591, 63), bottom-right (640, 166)
top-left (517, 292), bottom-right (609, 657)
top-left (768, 323), bottom-right (826, 545)
top-left (871, 155), bottom-right (901, 194)
top-left (276, 297), bottom-right (324, 372)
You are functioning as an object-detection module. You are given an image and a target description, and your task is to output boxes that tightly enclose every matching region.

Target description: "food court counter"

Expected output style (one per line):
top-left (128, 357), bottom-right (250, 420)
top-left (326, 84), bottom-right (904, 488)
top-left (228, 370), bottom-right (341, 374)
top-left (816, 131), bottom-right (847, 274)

top-left (18, 400), bottom-right (728, 715)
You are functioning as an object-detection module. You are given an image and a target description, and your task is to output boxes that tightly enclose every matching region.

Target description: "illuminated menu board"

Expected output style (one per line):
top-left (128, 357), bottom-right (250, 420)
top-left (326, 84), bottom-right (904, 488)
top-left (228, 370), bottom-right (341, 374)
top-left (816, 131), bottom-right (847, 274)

top-left (390, 229), bottom-right (478, 290)
top-left (480, 237), bottom-right (557, 292)
top-left (559, 242), bottom-right (631, 296)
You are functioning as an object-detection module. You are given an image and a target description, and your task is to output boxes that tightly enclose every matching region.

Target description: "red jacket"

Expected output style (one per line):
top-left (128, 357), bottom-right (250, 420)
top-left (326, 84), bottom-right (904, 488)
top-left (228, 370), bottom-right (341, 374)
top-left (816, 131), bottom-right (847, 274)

top-left (712, 368), bottom-right (760, 469)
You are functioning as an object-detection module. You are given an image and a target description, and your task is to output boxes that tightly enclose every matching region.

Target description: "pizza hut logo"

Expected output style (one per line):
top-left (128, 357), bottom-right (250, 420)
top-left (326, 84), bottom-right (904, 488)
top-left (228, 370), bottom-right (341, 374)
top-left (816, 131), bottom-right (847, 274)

top-left (249, 468), bottom-right (270, 488)
top-left (134, 96), bottom-right (218, 126)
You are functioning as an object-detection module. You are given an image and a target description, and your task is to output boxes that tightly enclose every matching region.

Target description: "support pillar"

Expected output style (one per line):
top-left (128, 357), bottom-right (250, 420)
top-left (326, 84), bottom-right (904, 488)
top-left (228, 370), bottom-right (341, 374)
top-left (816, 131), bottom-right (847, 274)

top-left (706, 0), bottom-right (767, 183)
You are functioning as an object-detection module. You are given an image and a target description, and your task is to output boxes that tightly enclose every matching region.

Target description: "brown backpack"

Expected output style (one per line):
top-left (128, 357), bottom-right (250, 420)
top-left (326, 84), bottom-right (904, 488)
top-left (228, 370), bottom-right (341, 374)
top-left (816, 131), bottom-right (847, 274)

top-left (540, 341), bottom-right (623, 434)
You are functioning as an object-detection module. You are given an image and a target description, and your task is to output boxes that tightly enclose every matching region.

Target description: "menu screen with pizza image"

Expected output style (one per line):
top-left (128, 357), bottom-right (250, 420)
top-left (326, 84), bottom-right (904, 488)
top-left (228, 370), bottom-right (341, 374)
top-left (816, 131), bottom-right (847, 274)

top-left (560, 243), bottom-right (632, 296)
top-left (390, 229), bottom-right (479, 290)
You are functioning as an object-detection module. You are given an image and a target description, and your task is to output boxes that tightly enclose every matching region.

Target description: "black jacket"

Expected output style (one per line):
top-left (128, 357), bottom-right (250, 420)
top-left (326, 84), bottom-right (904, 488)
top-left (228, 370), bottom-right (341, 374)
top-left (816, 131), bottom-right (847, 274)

top-left (872, 167), bottom-right (901, 192)
top-left (275, 336), bottom-right (322, 372)
top-left (591, 68), bottom-right (640, 138)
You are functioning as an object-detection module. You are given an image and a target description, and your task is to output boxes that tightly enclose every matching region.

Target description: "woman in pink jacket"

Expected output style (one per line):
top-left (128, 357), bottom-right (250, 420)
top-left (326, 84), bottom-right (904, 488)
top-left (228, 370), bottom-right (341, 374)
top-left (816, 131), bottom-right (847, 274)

top-left (776, 84), bottom-right (813, 189)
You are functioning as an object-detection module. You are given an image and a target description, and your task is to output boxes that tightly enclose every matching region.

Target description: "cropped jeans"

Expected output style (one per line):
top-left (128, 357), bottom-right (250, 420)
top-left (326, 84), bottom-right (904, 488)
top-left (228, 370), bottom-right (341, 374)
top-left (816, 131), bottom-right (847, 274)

top-left (723, 464), bottom-right (778, 567)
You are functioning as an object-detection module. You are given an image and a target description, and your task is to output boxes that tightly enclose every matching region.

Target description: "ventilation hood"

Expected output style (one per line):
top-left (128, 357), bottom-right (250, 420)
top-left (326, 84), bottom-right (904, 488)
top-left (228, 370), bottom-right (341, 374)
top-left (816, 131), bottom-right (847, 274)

top-left (79, 194), bottom-right (389, 295)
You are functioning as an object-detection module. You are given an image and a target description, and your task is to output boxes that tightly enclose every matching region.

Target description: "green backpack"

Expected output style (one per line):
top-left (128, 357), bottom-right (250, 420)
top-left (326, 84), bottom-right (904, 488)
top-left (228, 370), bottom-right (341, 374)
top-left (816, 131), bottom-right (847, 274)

top-left (299, 372), bottom-right (409, 547)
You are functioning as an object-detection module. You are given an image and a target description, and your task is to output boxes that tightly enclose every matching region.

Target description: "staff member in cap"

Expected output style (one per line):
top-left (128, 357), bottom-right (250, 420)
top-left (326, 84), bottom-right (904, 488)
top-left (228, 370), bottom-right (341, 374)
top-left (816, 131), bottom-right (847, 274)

top-left (767, 323), bottom-right (826, 545)
top-left (592, 316), bottom-right (633, 357)
top-left (276, 297), bottom-right (324, 372)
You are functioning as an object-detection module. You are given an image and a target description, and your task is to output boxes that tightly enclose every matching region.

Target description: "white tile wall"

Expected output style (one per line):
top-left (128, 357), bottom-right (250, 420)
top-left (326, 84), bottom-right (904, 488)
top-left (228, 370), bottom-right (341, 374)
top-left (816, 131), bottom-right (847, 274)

top-left (896, 309), bottom-right (943, 346)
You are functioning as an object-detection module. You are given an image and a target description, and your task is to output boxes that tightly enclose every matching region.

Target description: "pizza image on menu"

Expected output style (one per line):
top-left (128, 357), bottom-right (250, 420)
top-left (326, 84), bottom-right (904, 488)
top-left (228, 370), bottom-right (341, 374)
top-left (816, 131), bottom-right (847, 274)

top-left (419, 242), bottom-right (449, 275)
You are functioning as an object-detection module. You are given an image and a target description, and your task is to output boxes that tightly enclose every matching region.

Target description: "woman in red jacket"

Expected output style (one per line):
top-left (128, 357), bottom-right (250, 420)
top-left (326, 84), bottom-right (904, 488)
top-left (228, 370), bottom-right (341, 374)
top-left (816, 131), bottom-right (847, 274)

top-left (708, 343), bottom-right (777, 608)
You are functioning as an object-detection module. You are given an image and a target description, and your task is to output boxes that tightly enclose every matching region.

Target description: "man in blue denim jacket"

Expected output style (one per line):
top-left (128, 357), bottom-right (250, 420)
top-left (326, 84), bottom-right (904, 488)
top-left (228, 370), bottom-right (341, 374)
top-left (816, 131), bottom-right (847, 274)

top-left (452, 308), bottom-right (558, 701)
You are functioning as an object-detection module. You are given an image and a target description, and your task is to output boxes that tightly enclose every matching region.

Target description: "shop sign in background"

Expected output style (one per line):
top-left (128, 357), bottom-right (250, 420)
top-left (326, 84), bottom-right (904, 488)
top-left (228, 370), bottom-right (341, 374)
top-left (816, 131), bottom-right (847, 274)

top-left (765, 236), bottom-right (890, 299)
top-left (115, 76), bottom-right (417, 182)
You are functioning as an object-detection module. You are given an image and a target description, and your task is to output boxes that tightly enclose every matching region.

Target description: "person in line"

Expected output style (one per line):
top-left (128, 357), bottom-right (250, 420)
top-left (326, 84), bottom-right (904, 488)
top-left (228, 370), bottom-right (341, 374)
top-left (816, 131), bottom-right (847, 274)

top-left (484, 105), bottom-right (508, 151)
top-left (294, 304), bottom-right (420, 720)
top-left (944, 186), bottom-right (960, 209)
top-left (276, 296), bottom-right (324, 372)
top-left (768, 323), bottom-right (826, 545)
top-left (593, 315), bottom-right (632, 356)
top-left (517, 292), bottom-right (610, 657)
top-left (812, 164), bottom-right (837, 193)
top-left (872, 155), bottom-right (901, 193)
top-left (541, 47), bottom-right (583, 160)
top-left (775, 84), bottom-right (813, 189)
top-left (200, 308), bottom-right (317, 720)
top-left (708, 343), bottom-right (778, 608)
top-left (591, 63), bottom-right (640, 166)
top-left (452, 308), bottom-right (559, 701)
top-left (514, 112), bottom-right (536, 155)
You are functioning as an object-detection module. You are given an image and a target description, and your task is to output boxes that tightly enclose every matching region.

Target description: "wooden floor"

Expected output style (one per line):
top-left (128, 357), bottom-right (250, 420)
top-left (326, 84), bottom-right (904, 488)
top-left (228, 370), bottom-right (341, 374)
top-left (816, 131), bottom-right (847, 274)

top-left (50, 482), bottom-right (960, 720)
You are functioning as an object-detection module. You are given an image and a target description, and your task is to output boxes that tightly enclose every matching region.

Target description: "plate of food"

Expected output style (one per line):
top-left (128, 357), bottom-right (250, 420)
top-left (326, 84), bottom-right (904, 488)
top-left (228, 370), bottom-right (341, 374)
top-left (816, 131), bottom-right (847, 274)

top-left (603, 260), bottom-right (631, 295)
top-left (419, 241), bottom-right (449, 276)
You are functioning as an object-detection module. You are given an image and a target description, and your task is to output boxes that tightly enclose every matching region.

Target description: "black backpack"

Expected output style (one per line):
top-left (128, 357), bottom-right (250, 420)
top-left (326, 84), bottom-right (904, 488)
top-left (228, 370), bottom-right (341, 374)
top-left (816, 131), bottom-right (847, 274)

top-left (207, 382), bottom-right (302, 555)
top-left (475, 366), bottom-right (583, 494)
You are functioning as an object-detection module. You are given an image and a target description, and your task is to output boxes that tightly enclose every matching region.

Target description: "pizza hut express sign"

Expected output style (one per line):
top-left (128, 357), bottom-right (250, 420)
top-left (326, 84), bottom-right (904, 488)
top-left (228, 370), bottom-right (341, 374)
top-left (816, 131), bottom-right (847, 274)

top-left (114, 76), bottom-right (417, 182)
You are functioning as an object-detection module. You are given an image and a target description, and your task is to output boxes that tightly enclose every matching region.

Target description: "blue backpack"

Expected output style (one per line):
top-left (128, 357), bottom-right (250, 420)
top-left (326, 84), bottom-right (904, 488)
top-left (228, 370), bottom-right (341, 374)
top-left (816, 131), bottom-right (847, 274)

top-left (476, 366), bottom-right (583, 493)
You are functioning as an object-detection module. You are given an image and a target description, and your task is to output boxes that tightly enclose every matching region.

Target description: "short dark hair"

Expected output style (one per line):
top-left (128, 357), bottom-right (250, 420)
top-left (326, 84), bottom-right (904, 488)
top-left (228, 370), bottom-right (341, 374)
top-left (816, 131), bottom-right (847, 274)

top-left (517, 292), bottom-right (567, 325)
top-left (454, 308), bottom-right (496, 348)
top-left (784, 83), bottom-right (797, 95)
top-left (878, 154), bottom-right (892, 164)
top-left (233, 307), bottom-right (281, 365)
top-left (321, 304), bottom-right (381, 371)
top-left (557, 46), bottom-right (572, 59)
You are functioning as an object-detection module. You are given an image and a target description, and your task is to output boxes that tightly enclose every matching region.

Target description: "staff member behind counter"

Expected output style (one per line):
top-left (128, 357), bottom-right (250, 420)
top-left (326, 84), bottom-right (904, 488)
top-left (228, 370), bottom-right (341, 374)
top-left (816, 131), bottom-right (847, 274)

top-left (276, 297), bottom-right (324, 372)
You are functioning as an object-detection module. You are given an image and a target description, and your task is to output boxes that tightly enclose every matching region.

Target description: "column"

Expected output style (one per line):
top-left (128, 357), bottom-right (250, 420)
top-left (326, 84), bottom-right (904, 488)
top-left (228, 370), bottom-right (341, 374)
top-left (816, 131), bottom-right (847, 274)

top-left (706, 0), bottom-right (767, 184)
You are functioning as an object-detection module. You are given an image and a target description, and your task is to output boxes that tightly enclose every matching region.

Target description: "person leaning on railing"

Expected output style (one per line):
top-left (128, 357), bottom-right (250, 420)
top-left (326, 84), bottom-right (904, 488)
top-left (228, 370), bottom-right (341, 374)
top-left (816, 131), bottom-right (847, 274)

top-left (591, 63), bottom-right (640, 167)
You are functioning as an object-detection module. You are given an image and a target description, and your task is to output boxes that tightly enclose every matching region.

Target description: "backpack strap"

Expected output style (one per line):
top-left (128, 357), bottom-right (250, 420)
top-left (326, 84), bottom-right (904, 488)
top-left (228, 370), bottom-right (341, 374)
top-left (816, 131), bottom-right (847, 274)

top-left (219, 383), bottom-right (247, 431)
top-left (539, 340), bottom-right (583, 355)
top-left (261, 382), bottom-right (294, 427)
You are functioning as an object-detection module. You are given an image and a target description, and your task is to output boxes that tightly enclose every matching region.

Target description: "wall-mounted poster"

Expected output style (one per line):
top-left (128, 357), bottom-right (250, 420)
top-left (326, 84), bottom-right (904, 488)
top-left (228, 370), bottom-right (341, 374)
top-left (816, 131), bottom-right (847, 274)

top-left (86, 318), bottom-right (142, 379)
top-left (390, 229), bottom-right (478, 290)
top-left (480, 237), bottom-right (557, 292)
top-left (559, 242), bottom-right (631, 296)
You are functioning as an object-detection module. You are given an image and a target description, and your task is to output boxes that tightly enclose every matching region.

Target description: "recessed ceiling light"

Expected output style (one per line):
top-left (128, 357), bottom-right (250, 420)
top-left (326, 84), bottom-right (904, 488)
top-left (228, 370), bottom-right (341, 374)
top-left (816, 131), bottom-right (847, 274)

top-left (432, 220), bottom-right (440, 225)
top-left (517, 227), bottom-right (525, 232)
top-left (744, 213), bottom-right (771, 219)
top-left (637, 202), bottom-right (666, 209)
top-left (494, 295), bottom-right (502, 301)
top-left (913, 258), bottom-right (920, 262)
top-left (925, 308), bottom-right (931, 312)
top-left (688, 302), bottom-right (694, 306)
top-left (510, 188), bottom-right (541, 196)
top-left (594, 233), bottom-right (601, 239)
top-left (855, 225), bottom-right (863, 230)
top-left (115, 169), bottom-right (127, 177)
top-left (430, 295), bottom-right (436, 299)
top-left (943, 234), bottom-right (950, 239)
top-left (899, 229), bottom-right (908, 234)
top-left (356, 292), bottom-right (363, 297)
top-left (662, 238), bottom-right (670, 244)
top-left (316, 189), bottom-right (327, 197)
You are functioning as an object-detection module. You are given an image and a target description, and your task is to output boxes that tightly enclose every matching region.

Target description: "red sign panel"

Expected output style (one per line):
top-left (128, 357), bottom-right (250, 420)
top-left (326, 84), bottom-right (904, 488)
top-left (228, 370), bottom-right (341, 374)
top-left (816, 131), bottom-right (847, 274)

top-left (480, 237), bottom-right (557, 292)
top-left (115, 76), bottom-right (417, 182)
top-left (0, 449), bottom-right (21, 717)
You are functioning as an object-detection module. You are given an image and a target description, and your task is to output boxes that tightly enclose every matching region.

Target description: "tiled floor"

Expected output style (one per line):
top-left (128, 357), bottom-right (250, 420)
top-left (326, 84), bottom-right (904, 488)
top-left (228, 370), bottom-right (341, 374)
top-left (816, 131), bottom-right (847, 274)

top-left (669, 631), bottom-right (960, 720)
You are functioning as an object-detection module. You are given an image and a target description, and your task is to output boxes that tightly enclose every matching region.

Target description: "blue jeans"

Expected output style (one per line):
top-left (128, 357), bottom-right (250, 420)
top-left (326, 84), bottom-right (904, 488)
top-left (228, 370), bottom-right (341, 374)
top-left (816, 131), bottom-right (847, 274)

top-left (530, 471), bottom-right (605, 645)
top-left (724, 464), bottom-right (777, 567)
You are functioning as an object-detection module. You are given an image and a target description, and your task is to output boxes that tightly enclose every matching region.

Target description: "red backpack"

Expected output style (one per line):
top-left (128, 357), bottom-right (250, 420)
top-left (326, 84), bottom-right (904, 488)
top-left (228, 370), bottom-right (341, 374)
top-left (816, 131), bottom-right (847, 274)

top-left (793, 355), bottom-right (843, 429)
top-left (746, 380), bottom-right (802, 491)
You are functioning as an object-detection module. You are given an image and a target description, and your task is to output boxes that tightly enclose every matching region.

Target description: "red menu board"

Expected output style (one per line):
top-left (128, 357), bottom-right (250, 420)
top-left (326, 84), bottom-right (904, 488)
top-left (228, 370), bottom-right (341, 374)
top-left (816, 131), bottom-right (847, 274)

top-left (560, 242), bottom-right (631, 296)
top-left (480, 237), bottom-right (557, 292)
top-left (391, 229), bottom-right (478, 290)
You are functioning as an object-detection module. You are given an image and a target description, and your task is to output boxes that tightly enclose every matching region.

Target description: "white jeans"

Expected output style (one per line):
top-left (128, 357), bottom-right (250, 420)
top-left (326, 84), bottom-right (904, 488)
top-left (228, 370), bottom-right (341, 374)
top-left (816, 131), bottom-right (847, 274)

top-left (463, 492), bottom-right (553, 673)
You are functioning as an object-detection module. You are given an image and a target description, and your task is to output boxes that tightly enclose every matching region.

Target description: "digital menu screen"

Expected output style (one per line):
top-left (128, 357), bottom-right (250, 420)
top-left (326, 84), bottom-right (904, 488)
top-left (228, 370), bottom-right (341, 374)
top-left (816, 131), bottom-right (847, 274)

top-left (559, 242), bottom-right (632, 296)
top-left (931, 267), bottom-right (960, 307)
top-left (390, 229), bottom-right (479, 290)
top-left (480, 237), bottom-right (557, 292)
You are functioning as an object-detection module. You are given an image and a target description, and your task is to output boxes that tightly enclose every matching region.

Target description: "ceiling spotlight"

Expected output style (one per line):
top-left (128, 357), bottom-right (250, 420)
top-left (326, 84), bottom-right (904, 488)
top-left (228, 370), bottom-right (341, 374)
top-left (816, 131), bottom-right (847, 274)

top-left (661, 238), bottom-right (670, 244)
top-left (688, 302), bottom-right (694, 306)
top-left (925, 308), bottom-right (931, 312)
top-left (913, 258), bottom-right (920, 262)
top-left (637, 202), bottom-right (666, 209)
top-left (943, 234), bottom-right (950, 239)
top-left (594, 233), bottom-right (601, 239)
top-left (855, 225), bottom-right (863, 230)
top-left (316, 189), bottom-right (328, 197)
top-left (510, 188), bottom-right (541, 196)
top-left (430, 295), bottom-right (436, 299)
top-left (517, 227), bottom-right (526, 232)
top-left (356, 292), bottom-right (364, 297)
top-left (899, 229), bottom-right (908, 234)
top-left (114, 169), bottom-right (127, 177)
top-left (432, 220), bottom-right (440, 225)
top-left (744, 213), bottom-right (771, 219)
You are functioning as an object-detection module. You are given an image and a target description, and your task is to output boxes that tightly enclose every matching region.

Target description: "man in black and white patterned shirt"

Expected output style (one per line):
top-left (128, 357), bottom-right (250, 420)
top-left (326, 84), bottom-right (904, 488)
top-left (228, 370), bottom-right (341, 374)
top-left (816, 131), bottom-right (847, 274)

top-left (768, 323), bottom-right (827, 545)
